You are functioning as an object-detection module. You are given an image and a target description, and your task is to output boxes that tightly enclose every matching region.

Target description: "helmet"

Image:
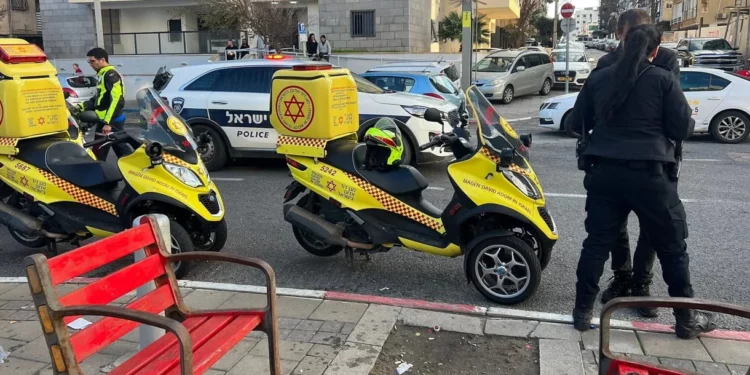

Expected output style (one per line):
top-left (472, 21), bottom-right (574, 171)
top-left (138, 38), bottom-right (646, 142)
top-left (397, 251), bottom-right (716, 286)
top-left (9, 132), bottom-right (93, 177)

top-left (363, 118), bottom-right (404, 169)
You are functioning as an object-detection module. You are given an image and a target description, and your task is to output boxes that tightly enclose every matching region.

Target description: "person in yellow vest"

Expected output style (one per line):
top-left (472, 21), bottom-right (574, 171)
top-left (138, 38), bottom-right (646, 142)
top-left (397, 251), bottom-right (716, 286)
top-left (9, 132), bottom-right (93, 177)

top-left (79, 47), bottom-right (129, 159)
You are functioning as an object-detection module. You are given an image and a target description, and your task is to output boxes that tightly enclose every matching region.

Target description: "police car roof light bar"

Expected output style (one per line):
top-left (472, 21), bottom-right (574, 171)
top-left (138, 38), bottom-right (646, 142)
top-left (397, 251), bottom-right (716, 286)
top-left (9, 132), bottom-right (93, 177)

top-left (0, 44), bottom-right (47, 64)
top-left (293, 64), bottom-right (332, 71)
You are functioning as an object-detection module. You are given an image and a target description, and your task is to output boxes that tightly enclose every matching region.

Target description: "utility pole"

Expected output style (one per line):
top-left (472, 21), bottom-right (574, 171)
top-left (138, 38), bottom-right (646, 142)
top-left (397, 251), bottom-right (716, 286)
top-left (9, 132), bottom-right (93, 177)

top-left (553, 0), bottom-right (559, 48)
top-left (6, 0), bottom-right (12, 37)
top-left (94, 0), bottom-right (105, 48)
top-left (461, 0), bottom-right (472, 90)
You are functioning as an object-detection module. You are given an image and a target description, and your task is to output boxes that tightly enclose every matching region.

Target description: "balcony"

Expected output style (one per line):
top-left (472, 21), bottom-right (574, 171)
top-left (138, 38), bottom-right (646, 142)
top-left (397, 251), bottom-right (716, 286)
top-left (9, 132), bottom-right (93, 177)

top-left (104, 30), bottom-right (238, 55)
top-left (479, 0), bottom-right (521, 20)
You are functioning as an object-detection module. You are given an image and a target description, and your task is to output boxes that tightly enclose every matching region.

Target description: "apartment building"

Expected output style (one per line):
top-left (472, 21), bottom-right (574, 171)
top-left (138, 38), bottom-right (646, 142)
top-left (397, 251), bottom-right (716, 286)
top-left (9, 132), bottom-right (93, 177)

top-left (574, 7), bottom-right (599, 35)
top-left (0, 0), bottom-right (43, 46)
top-left (670, 0), bottom-right (732, 30)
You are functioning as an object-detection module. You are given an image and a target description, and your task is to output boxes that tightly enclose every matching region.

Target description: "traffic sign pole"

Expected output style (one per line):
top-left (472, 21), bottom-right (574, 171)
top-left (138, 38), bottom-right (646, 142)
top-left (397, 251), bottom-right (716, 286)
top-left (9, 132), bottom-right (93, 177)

top-left (565, 37), bottom-right (570, 94)
top-left (560, 3), bottom-right (575, 94)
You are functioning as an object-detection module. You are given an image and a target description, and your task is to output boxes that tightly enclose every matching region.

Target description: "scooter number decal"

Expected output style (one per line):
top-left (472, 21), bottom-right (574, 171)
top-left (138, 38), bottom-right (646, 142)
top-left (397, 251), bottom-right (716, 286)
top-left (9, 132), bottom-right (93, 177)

top-left (320, 166), bottom-right (337, 177)
top-left (14, 163), bottom-right (29, 172)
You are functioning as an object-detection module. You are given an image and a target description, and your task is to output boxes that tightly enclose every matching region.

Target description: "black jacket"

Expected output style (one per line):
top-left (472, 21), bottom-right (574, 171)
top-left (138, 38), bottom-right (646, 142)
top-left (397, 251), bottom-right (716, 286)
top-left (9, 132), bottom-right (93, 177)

top-left (306, 41), bottom-right (318, 55)
top-left (571, 62), bottom-right (692, 163)
top-left (597, 43), bottom-right (681, 79)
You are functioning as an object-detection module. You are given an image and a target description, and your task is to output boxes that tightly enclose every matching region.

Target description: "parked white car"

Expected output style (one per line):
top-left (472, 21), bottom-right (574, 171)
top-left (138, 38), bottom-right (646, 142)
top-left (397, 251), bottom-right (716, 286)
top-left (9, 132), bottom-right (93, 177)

top-left (549, 49), bottom-right (595, 88)
top-left (154, 58), bottom-right (459, 170)
top-left (538, 68), bottom-right (750, 143)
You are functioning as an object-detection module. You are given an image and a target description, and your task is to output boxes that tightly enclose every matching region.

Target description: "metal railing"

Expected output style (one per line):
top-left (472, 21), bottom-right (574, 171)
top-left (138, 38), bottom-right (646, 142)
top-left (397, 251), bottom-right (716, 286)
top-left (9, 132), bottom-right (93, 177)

top-left (104, 31), bottom-right (240, 55)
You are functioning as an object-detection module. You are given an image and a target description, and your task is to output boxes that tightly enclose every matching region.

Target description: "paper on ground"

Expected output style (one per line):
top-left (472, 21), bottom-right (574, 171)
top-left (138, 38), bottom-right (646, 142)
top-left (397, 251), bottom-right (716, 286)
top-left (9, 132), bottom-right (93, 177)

top-left (67, 318), bottom-right (93, 330)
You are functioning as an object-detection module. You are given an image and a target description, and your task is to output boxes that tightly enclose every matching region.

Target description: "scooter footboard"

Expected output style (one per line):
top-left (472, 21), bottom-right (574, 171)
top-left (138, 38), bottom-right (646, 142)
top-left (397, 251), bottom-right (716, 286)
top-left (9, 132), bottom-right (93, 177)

top-left (599, 297), bottom-right (750, 375)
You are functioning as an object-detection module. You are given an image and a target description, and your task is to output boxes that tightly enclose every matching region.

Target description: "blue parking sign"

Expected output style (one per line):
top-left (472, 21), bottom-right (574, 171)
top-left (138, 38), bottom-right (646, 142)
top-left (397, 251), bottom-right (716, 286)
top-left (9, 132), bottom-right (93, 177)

top-left (298, 23), bottom-right (307, 35)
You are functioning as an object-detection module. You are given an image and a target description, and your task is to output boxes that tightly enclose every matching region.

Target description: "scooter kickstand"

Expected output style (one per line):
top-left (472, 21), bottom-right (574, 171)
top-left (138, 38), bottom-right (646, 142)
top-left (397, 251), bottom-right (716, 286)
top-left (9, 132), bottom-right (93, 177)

top-left (345, 247), bottom-right (354, 264)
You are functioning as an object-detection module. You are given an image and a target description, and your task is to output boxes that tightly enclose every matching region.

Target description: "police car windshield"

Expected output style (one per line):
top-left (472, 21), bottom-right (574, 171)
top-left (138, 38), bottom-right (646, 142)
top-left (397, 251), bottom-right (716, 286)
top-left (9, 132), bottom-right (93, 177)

top-left (352, 73), bottom-right (385, 94)
top-left (466, 86), bottom-right (529, 165)
top-left (125, 88), bottom-right (199, 163)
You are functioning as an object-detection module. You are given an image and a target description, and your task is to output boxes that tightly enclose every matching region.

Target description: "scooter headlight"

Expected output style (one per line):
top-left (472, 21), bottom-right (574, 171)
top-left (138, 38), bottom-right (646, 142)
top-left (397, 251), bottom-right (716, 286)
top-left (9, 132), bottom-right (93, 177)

top-left (502, 170), bottom-right (540, 199)
top-left (164, 163), bottom-right (203, 188)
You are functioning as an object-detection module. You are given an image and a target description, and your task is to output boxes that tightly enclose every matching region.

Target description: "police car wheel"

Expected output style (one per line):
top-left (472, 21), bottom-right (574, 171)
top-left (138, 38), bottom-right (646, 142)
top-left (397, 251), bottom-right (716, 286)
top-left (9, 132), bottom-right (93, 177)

top-left (710, 111), bottom-right (749, 144)
top-left (192, 124), bottom-right (228, 171)
top-left (170, 220), bottom-right (193, 279)
top-left (501, 86), bottom-right (514, 104)
top-left (467, 234), bottom-right (541, 305)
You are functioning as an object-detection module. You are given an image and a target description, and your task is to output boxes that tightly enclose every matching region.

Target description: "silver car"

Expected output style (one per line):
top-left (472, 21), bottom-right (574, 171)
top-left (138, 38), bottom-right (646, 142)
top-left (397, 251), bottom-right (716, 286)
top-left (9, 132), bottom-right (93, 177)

top-left (472, 50), bottom-right (554, 104)
top-left (59, 75), bottom-right (97, 105)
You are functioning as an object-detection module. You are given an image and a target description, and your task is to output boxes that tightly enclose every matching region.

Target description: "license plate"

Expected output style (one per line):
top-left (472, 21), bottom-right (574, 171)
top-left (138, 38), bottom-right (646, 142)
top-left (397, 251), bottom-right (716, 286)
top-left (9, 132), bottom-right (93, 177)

top-left (556, 77), bottom-right (572, 82)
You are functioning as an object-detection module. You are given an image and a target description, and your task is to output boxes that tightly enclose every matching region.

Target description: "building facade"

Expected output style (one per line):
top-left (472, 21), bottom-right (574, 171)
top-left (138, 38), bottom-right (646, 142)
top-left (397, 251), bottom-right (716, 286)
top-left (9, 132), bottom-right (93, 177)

top-left (670, 0), bottom-right (730, 31)
top-left (1, 0), bottom-right (43, 45)
top-left (574, 7), bottom-right (599, 36)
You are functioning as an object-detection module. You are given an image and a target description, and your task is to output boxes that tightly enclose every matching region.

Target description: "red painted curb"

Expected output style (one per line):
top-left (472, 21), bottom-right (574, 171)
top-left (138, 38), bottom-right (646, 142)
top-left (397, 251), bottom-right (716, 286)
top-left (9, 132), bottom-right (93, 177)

top-left (324, 291), bottom-right (486, 316)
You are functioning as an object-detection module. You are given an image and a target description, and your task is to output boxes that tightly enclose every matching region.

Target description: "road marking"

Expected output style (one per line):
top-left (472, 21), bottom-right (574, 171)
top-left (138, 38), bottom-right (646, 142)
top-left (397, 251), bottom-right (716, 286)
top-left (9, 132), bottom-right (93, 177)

top-left (212, 177), bottom-right (245, 181)
top-left (505, 116), bottom-right (536, 123)
top-left (426, 186), bottom-right (446, 191)
top-left (683, 158), bottom-right (724, 162)
top-left (545, 193), bottom-right (739, 204)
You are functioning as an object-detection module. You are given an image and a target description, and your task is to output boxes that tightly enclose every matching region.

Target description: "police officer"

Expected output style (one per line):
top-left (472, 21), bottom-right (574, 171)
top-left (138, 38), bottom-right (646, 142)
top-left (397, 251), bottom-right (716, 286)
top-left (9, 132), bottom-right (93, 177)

top-left (569, 23), bottom-right (717, 339)
top-left (79, 48), bottom-right (128, 159)
top-left (565, 10), bottom-right (682, 319)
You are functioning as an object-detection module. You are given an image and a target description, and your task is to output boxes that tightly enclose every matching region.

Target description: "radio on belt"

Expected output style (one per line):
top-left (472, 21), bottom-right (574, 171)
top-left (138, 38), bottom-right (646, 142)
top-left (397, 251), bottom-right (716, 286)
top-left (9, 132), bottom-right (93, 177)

top-left (0, 39), bottom-right (68, 140)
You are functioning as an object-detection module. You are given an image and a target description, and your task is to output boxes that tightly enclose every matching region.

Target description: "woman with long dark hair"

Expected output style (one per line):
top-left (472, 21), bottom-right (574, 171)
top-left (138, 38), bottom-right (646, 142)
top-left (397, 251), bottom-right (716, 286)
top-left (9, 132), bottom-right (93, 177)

top-left (306, 34), bottom-right (318, 60)
top-left (570, 24), bottom-right (717, 339)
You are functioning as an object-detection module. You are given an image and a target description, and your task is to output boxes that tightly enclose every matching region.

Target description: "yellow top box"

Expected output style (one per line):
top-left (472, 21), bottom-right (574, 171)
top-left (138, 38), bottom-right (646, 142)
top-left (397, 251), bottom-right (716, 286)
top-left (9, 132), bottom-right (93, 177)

top-left (0, 38), bottom-right (68, 140)
top-left (270, 65), bottom-right (359, 141)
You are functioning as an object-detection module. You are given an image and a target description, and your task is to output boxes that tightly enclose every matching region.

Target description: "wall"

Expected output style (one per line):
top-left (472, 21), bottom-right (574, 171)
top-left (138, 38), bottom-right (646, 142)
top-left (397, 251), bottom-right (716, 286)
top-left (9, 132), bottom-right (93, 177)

top-left (40, 0), bottom-right (96, 59)
top-left (408, 0), bottom-right (433, 53)
top-left (307, 3), bottom-right (320, 39)
top-left (115, 7), bottom-right (200, 54)
top-left (318, 0), bottom-right (431, 52)
top-left (0, 3), bottom-right (39, 35)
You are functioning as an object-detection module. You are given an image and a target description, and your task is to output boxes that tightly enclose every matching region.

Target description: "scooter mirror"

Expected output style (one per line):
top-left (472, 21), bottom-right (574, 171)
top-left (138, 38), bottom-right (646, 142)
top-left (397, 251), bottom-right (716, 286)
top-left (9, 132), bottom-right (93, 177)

top-left (79, 111), bottom-right (100, 124)
top-left (146, 142), bottom-right (164, 165)
top-left (520, 134), bottom-right (532, 148)
top-left (499, 148), bottom-right (514, 168)
top-left (423, 108), bottom-right (443, 124)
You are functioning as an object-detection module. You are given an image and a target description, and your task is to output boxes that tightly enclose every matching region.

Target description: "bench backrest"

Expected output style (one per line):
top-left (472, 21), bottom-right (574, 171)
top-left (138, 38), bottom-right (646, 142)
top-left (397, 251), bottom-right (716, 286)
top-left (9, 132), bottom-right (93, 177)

top-left (24, 216), bottom-right (185, 373)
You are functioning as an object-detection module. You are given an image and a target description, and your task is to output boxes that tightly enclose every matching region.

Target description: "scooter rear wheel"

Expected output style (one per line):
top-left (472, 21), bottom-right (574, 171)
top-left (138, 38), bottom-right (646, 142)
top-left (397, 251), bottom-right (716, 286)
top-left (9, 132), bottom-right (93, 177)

top-left (292, 195), bottom-right (343, 257)
top-left (7, 194), bottom-right (47, 249)
top-left (467, 234), bottom-right (541, 305)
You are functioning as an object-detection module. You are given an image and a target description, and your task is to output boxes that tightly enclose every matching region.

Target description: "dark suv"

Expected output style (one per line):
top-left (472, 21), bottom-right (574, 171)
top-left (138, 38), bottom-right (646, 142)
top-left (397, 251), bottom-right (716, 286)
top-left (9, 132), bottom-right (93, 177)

top-left (676, 38), bottom-right (745, 72)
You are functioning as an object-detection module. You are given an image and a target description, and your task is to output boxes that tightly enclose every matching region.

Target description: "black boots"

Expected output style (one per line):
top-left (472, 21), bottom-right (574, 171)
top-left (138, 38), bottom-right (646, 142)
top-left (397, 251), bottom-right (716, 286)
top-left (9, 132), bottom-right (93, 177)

top-left (573, 308), bottom-right (593, 332)
top-left (631, 283), bottom-right (659, 318)
top-left (600, 275), bottom-right (631, 304)
top-left (674, 310), bottom-right (719, 339)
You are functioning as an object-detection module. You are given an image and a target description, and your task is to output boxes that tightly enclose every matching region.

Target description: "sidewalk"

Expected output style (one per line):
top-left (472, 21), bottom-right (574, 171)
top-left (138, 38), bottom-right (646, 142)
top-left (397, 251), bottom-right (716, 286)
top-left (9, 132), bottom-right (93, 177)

top-left (0, 280), bottom-right (748, 375)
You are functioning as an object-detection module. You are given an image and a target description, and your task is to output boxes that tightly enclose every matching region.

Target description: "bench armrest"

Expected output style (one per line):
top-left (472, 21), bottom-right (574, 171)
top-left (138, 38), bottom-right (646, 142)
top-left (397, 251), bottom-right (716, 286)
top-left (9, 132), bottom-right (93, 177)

top-left (56, 305), bottom-right (194, 375)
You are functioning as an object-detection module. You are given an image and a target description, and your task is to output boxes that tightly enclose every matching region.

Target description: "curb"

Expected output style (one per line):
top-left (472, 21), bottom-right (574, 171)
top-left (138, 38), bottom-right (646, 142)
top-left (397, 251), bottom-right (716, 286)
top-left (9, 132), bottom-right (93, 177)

top-left (2, 277), bottom-right (749, 342)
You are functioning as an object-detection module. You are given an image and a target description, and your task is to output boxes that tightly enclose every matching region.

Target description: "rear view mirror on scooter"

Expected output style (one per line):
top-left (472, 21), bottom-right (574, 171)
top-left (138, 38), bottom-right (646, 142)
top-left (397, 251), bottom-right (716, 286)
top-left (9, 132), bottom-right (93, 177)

top-left (424, 108), bottom-right (443, 124)
top-left (498, 148), bottom-right (514, 169)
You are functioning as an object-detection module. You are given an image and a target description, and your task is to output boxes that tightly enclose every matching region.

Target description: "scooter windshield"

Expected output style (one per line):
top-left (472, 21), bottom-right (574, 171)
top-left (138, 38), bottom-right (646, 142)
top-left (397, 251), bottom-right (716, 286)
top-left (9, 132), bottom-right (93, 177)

top-left (126, 88), bottom-right (199, 164)
top-left (465, 86), bottom-right (529, 165)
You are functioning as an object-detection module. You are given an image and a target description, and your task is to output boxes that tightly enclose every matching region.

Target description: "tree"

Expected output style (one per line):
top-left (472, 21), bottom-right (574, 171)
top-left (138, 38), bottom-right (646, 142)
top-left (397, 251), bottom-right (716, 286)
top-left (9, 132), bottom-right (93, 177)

top-left (0, 5), bottom-right (7, 20)
top-left (515, 0), bottom-right (544, 45)
top-left (181, 0), bottom-right (302, 50)
top-left (438, 11), bottom-right (491, 45)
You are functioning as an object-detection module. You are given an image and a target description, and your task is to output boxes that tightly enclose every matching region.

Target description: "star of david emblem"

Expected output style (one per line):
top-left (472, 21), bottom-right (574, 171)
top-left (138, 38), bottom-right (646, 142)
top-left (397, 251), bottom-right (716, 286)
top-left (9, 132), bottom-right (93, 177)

top-left (326, 181), bottom-right (336, 192)
top-left (37, 117), bottom-right (45, 125)
top-left (283, 95), bottom-right (305, 123)
top-left (20, 176), bottom-right (28, 187)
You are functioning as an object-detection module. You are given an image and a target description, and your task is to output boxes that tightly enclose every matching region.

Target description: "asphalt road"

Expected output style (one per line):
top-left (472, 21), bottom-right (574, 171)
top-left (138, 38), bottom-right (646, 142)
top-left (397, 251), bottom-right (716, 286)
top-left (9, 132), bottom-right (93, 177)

top-left (1, 48), bottom-right (749, 329)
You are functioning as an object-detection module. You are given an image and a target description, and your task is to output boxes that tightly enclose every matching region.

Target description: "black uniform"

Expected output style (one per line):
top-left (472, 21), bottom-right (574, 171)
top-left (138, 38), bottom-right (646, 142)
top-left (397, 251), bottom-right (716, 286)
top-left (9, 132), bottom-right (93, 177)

top-left (591, 45), bottom-right (680, 290)
top-left (570, 60), bottom-right (695, 313)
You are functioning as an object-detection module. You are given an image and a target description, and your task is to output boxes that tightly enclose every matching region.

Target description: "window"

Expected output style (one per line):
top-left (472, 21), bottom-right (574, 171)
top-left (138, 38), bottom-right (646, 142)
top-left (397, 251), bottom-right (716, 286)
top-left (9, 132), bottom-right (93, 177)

top-left (168, 19), bottom-right (182, 43)
top-left (442, 65), bottom-right (460, 82)
top-left (688, 38), bottom-right (732, 51)
top-left (365, 76), bottom-right (416, 92)
top-left (351, 10), bottom-right (376, 37)
top-left (353, 74), bottom-right (384, 94)
top-left (430, 75), bottom-right (458, 94)
top-left (208, 67), bottom-right (284, 93)
top-left (708, 75), bottom-right (731, 90)
top-left (11, 0), bottom-right (28, 10)
top-left (679, 71), bottom-right (726, 91)
top-left (102, 9), bottom-right (121, 45)
top-left (522, 55), bottom-right (541, 68)
top-left (185, 70), bottom-right (226, 91)
top-left (66, 76), bottom-right (97, 88)
top-left (474, 56), bottom-right (514, 73)
top-left (538, 54), bottom-right (552, 64)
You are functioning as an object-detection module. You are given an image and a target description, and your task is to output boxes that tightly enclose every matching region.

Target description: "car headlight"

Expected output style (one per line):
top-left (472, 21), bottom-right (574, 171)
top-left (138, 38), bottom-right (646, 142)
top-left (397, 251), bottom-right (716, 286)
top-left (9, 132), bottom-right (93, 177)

top-left (489, 78), bottom-right (505, 86)
top-left (546, 103), bottom-right (559, 109)
top-left (164, 163), bottom-right (203, 188)
top-left (502, 170), bottom-right (540, 199)
top-left (401, 105), bottom-right (428, 117)
top-left (577, 69), bottom-right (590, 74)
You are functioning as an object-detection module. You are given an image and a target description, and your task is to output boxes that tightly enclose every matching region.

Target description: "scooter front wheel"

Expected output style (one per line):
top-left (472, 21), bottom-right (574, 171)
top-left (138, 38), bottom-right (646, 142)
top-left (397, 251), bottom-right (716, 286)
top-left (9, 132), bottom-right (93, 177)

top-left (169, 220), bottom-right (194, 278)
top-left (467, 234), bottom-right (541, 305)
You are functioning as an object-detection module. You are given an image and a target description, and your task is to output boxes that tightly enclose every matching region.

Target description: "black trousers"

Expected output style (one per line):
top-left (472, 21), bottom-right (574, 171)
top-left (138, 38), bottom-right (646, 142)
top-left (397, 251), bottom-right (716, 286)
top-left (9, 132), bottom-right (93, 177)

top-left (92, 119), bottom-right (133, 160)
top-left (612, 222), bottom-right (657, 285)
top-left (575, 159), bottom-right (693, 310)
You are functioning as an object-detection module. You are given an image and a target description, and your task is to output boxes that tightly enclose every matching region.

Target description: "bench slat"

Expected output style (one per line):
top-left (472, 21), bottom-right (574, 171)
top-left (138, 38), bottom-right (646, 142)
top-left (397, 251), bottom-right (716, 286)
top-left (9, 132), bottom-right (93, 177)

top-left (70, 284), bottom-right (176, 362)
top-left (108, 316), bottom-right (210, 375)
top-left (168, 314), bottom-right (262, 375)
top-left (60, 255), bottom-right (167, 324)
top-left (48, 224), bottom-right (157, 285)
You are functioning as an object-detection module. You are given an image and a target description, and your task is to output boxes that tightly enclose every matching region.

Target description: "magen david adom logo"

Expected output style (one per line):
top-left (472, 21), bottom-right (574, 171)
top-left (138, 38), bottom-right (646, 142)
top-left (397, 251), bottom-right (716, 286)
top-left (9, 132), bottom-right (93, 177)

top-left (275, 86), bottom-right (315, 132)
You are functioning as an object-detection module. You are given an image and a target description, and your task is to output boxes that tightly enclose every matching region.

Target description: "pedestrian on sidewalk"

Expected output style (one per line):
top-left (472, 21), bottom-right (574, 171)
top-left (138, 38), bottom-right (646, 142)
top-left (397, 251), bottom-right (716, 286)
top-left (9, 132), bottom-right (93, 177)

top-left (317, 35), bottom-right (331, 62)
top-left (225, 40), bottom-right (238, 61)
top-left (306, 34), bottom-right (318, 60)
top-left (568, 23), bottom-right (717, 339)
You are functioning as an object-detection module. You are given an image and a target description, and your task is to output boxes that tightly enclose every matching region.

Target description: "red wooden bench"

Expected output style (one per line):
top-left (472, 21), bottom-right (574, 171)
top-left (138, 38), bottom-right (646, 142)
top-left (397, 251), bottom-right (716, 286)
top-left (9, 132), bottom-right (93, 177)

top-left (23, 215), bottom-right (281, 375)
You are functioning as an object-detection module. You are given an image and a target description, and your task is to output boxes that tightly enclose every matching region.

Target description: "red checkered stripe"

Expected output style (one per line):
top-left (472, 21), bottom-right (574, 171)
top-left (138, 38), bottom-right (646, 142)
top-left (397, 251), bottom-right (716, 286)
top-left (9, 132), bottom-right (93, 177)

top-left (163, 153), bottom-right (193, 168)
top-left (344, 172), bottom-right (445, 233)
top-left (277, 135), bottom-right (327, 148)
top-left (37, 169), bottom-right (118, 216)
top-left (0, 137), bottom-right (18, 147)
top-left (480, 147), bottom-right (500, 163)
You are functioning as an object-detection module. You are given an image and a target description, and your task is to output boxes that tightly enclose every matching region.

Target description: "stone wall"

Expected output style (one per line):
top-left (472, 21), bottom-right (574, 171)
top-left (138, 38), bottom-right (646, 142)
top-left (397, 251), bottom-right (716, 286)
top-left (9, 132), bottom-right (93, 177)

top-left (318, 0), bottom-right (432, 52)
top-left (40, 0), bottom-right (96, 59)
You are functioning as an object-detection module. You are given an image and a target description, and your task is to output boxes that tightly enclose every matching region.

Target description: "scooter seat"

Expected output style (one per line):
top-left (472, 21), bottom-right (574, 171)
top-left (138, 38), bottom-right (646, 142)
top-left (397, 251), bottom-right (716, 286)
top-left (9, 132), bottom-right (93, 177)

top-left (323, 140), bottom-right (429, 196)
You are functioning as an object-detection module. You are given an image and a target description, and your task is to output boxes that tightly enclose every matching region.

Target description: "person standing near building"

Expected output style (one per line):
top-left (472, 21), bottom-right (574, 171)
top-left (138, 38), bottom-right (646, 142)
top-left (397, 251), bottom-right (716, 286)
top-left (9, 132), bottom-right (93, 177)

top-left (73, 63), bottom-right (83, 74)
top-left (317, 35), bottom-right (331, 61)
top-left (239, 39), bottom-right (250, 59)
top-left (225, 40), bottom-right (238, 61)
top-left (306, 34), bottom-right (318, 60)
top-left (79, 48), bottom-right (129, 159)
top-left (569, 24), bottom-right (717, 339)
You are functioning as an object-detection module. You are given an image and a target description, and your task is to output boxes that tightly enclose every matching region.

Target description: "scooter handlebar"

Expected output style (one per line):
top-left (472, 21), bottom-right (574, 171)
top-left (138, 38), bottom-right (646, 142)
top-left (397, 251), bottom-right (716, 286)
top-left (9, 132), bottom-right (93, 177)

top-left (83, 131), bottom-right (124, 148)
top-left (419, 137), bottom-right (442, 151)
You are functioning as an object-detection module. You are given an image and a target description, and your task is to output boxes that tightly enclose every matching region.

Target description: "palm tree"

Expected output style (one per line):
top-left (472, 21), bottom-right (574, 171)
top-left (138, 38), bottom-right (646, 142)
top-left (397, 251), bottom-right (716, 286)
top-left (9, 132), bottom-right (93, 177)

top-left (438, 11), bottom-right (491, 45)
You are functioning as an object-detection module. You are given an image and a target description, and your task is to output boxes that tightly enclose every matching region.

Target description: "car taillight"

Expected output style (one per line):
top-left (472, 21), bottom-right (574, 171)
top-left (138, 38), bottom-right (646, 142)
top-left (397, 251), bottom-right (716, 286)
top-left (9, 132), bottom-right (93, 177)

top-left (63, 88), bottom-right (78, 98)
top-left (424, 93), bottom-right (444, 101)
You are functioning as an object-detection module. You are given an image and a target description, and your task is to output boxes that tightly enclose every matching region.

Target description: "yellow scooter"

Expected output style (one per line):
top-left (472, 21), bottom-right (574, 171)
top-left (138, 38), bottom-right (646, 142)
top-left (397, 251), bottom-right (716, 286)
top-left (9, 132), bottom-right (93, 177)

top-left (0, 88), bottom-right (226, 277)
top-left (278, 71), bottom-right (559, 304)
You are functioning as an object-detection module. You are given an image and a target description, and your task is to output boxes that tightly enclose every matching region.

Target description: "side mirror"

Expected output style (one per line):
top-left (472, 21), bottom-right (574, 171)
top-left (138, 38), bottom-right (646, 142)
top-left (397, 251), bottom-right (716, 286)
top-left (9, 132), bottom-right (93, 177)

top-left (499, 148), bottom-right (514, 169)
top-left (732, 46), bottom-right (740, 50)
top-left (78, 110), bottom-right (100, 124)
top-left (520, 134), bottom-right (532, 148)
top-left (423, 108), bottom-right (443, 124)
top-left (588, 57), bottom-right (595, 63)
top-left (515, 66), bottom-right (526, 72)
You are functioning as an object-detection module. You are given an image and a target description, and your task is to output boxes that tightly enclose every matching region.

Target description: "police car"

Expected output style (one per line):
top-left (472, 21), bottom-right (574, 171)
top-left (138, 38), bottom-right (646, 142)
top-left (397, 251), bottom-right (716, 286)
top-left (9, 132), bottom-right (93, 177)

top-left (539, 67), bottom-right (750, 144)
top-left (153, 57), bottom-right (461, 171)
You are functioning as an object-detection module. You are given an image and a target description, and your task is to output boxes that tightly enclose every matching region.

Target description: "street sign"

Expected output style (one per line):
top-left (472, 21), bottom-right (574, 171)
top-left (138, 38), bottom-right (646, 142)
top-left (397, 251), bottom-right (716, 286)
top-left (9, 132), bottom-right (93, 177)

top-left (561, 3), bottom-right (575, 19)
top-left (561, 18), bottom-right (576, 34)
